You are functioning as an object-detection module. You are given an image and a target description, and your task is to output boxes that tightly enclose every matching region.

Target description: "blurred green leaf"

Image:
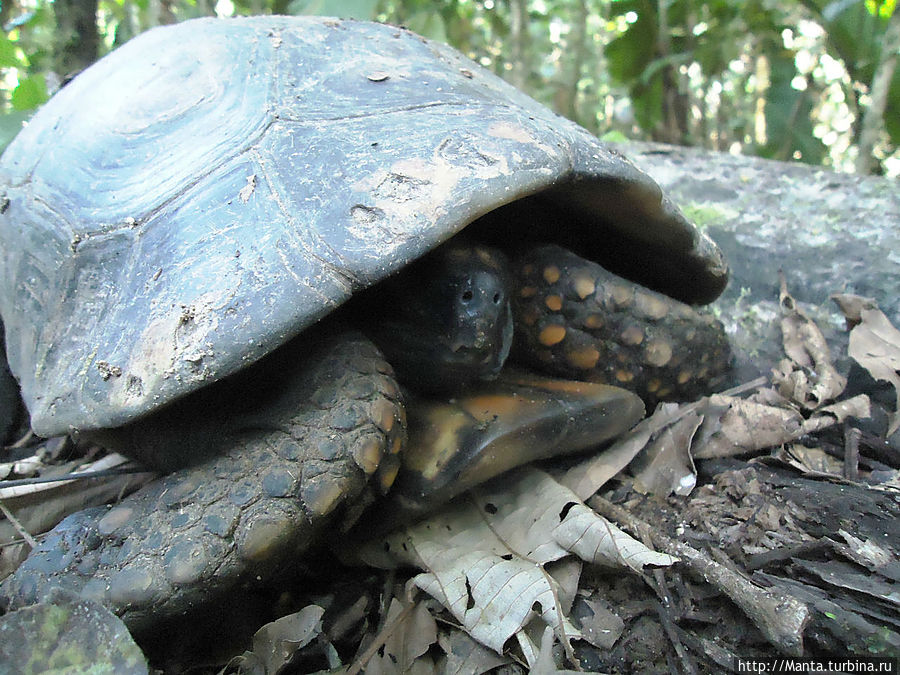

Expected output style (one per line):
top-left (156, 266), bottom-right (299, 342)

top-left (405, 11), bottom-right (448, 42)
top-left (0, 36), bottom-right (22, 68)
top-left (11, 75), bottom-right (48, 111)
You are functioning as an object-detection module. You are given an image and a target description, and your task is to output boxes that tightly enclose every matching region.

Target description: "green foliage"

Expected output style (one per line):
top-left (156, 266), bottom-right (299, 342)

top-left (289, 0), bottom-right (382, 21)
top-left (760, 51), bottom-right (827, 162)
top-left (0, 0), bottom-right (895, 173)
top-left (808, 0), bottom-right (900, 142)
top-left (9, 73), bottom-right (47, 110)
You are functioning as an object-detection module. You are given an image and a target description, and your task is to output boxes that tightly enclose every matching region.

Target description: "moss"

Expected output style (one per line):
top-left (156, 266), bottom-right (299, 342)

top-left (681, 203), bottom-right (730, 229)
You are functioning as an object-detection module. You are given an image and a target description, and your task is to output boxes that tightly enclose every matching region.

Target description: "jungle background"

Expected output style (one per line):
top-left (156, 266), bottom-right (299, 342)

top-left (0, 0), bottom-right (898, 177)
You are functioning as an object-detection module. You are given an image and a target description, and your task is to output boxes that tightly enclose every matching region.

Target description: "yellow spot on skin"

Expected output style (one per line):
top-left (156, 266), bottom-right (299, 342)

top-left (573, 273), bottom-right (596, 299)
top-left (677, 370), bottom-right (692, 384)
top-left (476, 247), bottom-right (498, 267)
top-left (538, 324), bottom-right (566, 346)
top-left (583, 314), bottom-right (604, 329)
top-left (545, 295), bottom-right (563, 311)
top-left (620, 325), bottom-right (644, 345)
top-left (567, 347), bottom-right (600, 370)
top-left (390, 433), bottom-right (403, 455)
top-left (519, 286), bottom-right (537, 298)
top-left (615, 370), bottom-right (635, 383)
top-left (543, 265), bottom-right (560, 284)
top-left (644, 339), bottom-right (673, 367)
top-left (634, 292), bottom-right (670, 320)
top-left (520, 310), bottom-right (539, 326)
top-left (647, 378), bottom-right (662, 393)
top-left (610, 285), bottom-right (633, 308)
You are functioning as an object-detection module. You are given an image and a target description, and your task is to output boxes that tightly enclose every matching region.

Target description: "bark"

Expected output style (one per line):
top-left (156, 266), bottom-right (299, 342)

top-left (507, 0), bottom-right (529, 90)
top-left (654, 0), bottom-right (689, 144)
top-left (559, 0), bottom-right (589, 126)
top-left (52, 0), bottom-right (99, 79)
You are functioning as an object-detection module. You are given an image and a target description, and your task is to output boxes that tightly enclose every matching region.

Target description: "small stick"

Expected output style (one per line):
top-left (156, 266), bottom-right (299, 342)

top-left (0, 498), bottom-right (38, 549)
top-left (588, 495), bottom-right (809, 656)
top-left (843, 423), bottom-right (860, 481)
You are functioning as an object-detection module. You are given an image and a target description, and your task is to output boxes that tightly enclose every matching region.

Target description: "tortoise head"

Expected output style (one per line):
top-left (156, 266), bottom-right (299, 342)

top-left (363, 244), bottom-right (514, 394)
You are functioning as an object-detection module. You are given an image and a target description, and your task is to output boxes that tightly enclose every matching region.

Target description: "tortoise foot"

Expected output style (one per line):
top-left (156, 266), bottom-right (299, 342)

top-left (0, 332), bottom-right (405, 634)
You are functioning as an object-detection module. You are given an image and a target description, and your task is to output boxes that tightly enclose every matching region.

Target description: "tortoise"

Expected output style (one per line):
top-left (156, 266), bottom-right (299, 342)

top-left (0, 16), bottom-right (730, 639)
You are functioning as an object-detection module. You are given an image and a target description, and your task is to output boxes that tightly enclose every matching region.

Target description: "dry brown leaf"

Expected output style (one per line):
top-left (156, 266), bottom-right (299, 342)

top-left (800, 394), bottom-right (871, 434)
top-left (570, 596), bottom-right (625, 650)
top-left (556, 402), bottom-right (696, 501)
top-left (832, 294), bottom-right (900, 435)
top-left (691, 394), bottom-right (804, 458)
top-left (437, 629), bottom-right (509, 674)
top-left (364, 599), bottom-right (438, 674)
top-left (629, 411), bottom-right (701, 497)
top-left (357, 468), bottom-right (675, 653)
top-left (776, 444), bottom-right (845, 476)
top-left (775, 277), bottom-right (846, 408)
top-left (246, 604), bottom-right (325, 674)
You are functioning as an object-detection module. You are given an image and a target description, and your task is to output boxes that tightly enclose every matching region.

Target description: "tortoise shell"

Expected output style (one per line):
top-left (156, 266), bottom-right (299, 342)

top-left (0, 16), bottom-right (727, 437)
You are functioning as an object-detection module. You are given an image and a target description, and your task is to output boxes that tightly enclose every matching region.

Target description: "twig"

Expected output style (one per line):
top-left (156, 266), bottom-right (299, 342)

top-left (843, 423), bottom-right (860, 481)
top-left (0, 466), bottom-right (152, 489)
top-left (0, 498), bottom-right (37, 549)
top-left (588, 495), bottom-right (809, 656)
top-left (655, 600), bottom-right (697, 675)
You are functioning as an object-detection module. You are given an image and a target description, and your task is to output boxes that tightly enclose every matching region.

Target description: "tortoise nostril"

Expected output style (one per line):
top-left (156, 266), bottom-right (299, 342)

top-left (493, 292), bottom-right (502, 304)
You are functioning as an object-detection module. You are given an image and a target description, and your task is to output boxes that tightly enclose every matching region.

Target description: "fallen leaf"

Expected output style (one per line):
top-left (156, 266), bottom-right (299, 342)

top-left (832, 294), bottom-right (900, 435)
top-left (629, 410), bottom-right (701, 497)
top-left (691, 394), bottom-right (804, 458)
top-left (555, 404), bottom-right (679, 500)
top-left (249, 604), bottom-right (325, 674)
top-left (358, 468), bottom-right (675, 653)
top-left (570, 595), bottom-right (625, 650)
top-left (437, 629), bottom-right (509, 674)
top-left (364, 598), bottom-right (438, 674)
top-left (776, 278), bottom-right (846, 408)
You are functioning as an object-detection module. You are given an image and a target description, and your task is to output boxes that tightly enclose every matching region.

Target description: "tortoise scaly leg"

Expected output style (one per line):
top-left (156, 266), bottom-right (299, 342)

top-left (0, 332), bottom-right (405, 636)
top-left (512, 245), bottom-right (732, 406)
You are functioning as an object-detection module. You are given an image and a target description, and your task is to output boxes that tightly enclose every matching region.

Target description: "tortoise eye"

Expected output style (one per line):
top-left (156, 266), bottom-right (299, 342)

top-left (461, 290), bottom-right (474, 302)
top-left (493, 292), bottom-right (502, 304)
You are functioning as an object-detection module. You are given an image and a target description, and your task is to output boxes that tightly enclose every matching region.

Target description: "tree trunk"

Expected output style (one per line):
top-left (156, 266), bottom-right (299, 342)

top-left (559, 0), bottom-right (589, 126)
top-left (854, 8), bottom-right (900, 174)
top-left (654, 0), bottom-right (689, 144)
top-left (53, 0), bottom-right (99, 80)
top-left (507, 0), bottom-right (529, 90)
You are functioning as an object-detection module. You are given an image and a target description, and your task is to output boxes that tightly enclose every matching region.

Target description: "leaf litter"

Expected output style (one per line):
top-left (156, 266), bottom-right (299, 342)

top-left (7, 278), bottom-right (900, 672)
top-left (301, 279), bottom-right (900, 672)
